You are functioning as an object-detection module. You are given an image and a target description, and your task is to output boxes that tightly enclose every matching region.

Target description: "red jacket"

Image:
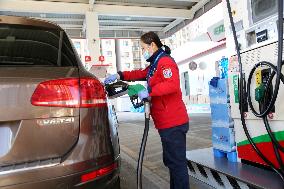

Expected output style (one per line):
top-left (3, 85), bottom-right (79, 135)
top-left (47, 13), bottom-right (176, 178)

top-left (119, 54), bottom-right (189, 130)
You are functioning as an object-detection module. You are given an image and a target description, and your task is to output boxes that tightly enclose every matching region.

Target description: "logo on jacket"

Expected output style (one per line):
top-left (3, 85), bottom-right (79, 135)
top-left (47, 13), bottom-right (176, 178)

top-left (163, 68), bottom-right (172, 78)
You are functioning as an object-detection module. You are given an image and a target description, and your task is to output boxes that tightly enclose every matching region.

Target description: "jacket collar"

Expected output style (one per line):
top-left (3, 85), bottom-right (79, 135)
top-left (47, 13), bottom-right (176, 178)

top-left (146, 48), bottom-right (165, 63)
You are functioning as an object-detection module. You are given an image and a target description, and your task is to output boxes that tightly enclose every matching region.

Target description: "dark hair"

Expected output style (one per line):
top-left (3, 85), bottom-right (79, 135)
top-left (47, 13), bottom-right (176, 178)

top-left (140, 31), bottom-right (171, 55)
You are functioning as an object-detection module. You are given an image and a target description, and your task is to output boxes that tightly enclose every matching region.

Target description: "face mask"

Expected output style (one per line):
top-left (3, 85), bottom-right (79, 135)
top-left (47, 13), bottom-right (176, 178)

top-left (143, 50), bottom-right (151, 60)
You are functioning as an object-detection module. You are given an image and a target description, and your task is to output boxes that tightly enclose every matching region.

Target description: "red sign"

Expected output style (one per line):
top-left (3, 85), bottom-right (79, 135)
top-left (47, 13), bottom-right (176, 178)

top-left (99, 55), bottom-right (105, 62)
top-left (85, 56), bottom-right (92, 62)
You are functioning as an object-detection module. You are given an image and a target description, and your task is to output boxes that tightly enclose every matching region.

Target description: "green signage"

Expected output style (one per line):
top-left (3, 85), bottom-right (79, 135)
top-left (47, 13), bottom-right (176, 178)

top-left (214, 24), bottom-right (225, 35)
top-left (232, 75), bottom-right (239, 103)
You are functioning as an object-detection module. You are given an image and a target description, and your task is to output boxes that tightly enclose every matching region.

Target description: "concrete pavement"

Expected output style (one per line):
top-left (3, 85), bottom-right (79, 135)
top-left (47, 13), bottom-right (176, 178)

top-left (117, 112), bottom-right (213, 189)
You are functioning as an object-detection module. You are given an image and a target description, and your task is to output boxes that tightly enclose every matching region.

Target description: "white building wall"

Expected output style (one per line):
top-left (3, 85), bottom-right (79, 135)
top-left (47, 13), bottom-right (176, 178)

top-left (174, 46), bottom-right (227, 114)
top-left (120, 39), bottom-right (134, 71)
top-left (71, 38), bottom-right (87, 67)
top-left (166, 3), bottom-right (224, 50)
top-left (101, 39), bottom-right (117, 73)
top-left (178, 47), bottom-right (226, 95)
top-left (167, 3), bottom-right (227, 113)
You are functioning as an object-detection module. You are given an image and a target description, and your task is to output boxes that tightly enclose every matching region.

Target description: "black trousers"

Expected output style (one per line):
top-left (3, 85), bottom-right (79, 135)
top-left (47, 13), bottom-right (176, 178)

top-left (158, 122), bottom-right (189, 189)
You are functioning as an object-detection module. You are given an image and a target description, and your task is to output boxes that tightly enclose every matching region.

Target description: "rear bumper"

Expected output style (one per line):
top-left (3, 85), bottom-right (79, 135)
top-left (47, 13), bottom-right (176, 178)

top-left (0, 106), bottom-right (121, 189)
top-left (0, 162), bottom-right (120, 189)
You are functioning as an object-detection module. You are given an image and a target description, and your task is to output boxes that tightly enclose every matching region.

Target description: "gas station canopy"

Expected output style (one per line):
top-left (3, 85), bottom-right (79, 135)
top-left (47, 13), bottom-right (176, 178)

top-left (0, 0), bottom-right (221, 38)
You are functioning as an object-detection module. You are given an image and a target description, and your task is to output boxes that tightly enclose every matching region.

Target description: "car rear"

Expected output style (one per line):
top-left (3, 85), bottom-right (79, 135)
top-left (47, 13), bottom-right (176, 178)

top-left (0, 16), bottom-right (120, 189)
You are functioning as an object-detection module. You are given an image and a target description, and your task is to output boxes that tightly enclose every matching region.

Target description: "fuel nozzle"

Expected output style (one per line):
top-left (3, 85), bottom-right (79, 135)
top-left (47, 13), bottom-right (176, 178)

top-left (255, 83), bottom-right (265, 102)
top-left (128, 84), bottom-right (149, 109)
top-left (105, 81), bottom-right (129, 99)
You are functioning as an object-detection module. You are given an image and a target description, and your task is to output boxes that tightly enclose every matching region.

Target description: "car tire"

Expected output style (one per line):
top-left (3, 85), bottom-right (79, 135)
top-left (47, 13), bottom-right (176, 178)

top-left (112, 176), bottom-right (121, 189)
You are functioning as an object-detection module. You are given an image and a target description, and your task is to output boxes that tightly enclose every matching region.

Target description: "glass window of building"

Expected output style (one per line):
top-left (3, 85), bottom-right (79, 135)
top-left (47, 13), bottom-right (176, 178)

top-left (105, 40), bottom-right (112, 46)
top-left (106, 51), bottom-right (112, 57)
top-left (123, 41), bottom-right (129, 46)
top-left (133, 41), bottom-right (139, 47)
top-left (125, 63), bottom-right (130, 68)
top-left (133, 52), bottom-right (140, 59)
top-left (124, 52), bottom-right (130, 57)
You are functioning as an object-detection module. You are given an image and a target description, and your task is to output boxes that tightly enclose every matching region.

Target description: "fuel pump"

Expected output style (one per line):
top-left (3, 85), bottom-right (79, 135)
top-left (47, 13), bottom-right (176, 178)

top-left (105, 81), bottom-right (150, 189)
top-left (225, 0), bottom-right (284, 182)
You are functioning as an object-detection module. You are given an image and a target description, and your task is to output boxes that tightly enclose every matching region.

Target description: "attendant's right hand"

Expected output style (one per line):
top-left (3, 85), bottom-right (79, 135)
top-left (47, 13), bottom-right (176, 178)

top-left (104, 74), bottom-right (119, 85)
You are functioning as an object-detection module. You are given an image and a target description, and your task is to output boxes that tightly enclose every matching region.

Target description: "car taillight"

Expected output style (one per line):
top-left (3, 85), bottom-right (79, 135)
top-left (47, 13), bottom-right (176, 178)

top-left (81, 162), bottom-right (118, 183)
top-left (79, 78), bottom-right (107, 107)
top-left (31, 78), bottom-right (107, 108)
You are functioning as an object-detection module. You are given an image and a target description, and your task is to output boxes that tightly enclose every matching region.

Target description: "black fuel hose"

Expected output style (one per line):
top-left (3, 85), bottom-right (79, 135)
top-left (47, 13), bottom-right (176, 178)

top-left (247, 61), bottom-right (284, 153)
top-left (225, 0), bottom-right (284, 182)
top-left (247, 62), bottom-right (284, 118)
top-left (137, 101), bottom-right (150, 189)
top-left (262, 73), bottom-right (284, 173)
top-left (246, 62), bottom-right (284, 173)
top-left (260, 72), bottom-right (284, 172)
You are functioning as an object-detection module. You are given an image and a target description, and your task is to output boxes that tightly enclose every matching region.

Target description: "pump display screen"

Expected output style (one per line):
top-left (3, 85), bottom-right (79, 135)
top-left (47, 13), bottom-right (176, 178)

top-left (251, 0), bottom-right (277, 23)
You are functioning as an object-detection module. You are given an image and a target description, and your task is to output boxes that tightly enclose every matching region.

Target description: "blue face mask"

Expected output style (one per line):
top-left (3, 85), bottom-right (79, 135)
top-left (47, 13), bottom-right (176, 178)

top-left (143, 50), bottom-right (151, 60)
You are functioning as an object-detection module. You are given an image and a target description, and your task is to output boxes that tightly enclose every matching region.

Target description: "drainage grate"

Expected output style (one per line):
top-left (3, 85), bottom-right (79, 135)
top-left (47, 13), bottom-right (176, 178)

top-left (187, 160), bottom-right (264, 189)
top-left (211, 169), bottom-right (224, 186)
top-left (248, 185), bottom-right (258, 189)
top-left (187, 161), bottom-right (195, 173)
top-left (196, 164), bottom-right (208, 178)
top-left (227, 176), bottom-right (241, 189)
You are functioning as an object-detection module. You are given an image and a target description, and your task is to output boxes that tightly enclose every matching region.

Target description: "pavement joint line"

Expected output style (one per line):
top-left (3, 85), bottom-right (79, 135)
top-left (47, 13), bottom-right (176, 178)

top-left (120, 128), bottom-right (157, 136)
top-left (120, 122), bottom-right (211, 131)
top-left (120, 120), bottom-right (211, 130)
top-left (119, 135), bottom-right (160, 145)
top-left (122, 139), bottom-right (161, 149)
top-left (119, 132), bottom-right (143, 136)
top-left (189, 123), bottom-right (211, 125)
top-left (187, 134), bottom-right (212, 142)
top-left (119, 126), bottom-right (143, 131)
top-left (120, 150), bottom-right (170, 189)
top-left (188, 136), bottom-right (212, 141)
top-left (190, 128), bottom-right (212, 132)
top-left (120, 123), bottom-right (211, 137)
top-left (190, 127), bottom-right (211, 131)
top-left (143, 161), bottom-right (160, 169)
top-left (143, 144), bottom-right (163, 152)
top-left (121, 139), bottom-right (163, 153)
top-left (121, 144), bottom-right (163, 164)
top-left (143, 159), bottom-right (165, 167)
top-left (121, 144), bottom-right (166, 175)
top-left (119, 134), bottom-right (143, 141)
top-left (121, 144), bottom-right (139, 159)
top-left (187, 137), bottom-right (211, 143)
top-left (144, 150), bottom-right (163, 159)
top-left (121, 143), bottom-right (140, 149)
top-left (119, 122), bottom-right (157, 131)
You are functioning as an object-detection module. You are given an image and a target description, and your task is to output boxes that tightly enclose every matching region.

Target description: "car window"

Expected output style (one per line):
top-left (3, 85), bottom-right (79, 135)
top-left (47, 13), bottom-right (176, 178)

top-left (0, 24), bottom-right (78, 67)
